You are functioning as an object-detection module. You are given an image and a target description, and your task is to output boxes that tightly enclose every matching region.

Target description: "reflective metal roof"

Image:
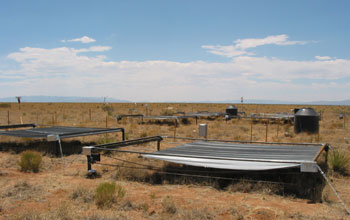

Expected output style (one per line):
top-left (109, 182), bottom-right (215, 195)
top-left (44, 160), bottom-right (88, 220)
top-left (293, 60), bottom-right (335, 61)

top-left (143, 141), bottom-right (324, 171)
top-left (0, 126), bottom-right (124, 139)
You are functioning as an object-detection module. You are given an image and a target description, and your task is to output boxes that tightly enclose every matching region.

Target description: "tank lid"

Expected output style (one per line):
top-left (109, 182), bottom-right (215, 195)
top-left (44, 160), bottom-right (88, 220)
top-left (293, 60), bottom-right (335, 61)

top-left (295, 107), bottom-right (319, 116)
top-left (226, 105), bottom-right (237, 109)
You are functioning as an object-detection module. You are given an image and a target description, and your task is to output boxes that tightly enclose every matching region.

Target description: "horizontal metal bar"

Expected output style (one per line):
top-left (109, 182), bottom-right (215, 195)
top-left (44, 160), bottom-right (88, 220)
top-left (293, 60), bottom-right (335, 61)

top-left (162, 136), bottom-right (323, 146)
top-left (93, 136), bottom-right (163, 149)
top-left (59, 128), bottom-right (124, 139)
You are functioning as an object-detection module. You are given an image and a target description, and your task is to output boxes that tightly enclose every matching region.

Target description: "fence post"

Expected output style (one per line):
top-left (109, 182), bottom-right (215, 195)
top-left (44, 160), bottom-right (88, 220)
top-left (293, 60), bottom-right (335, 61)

top-left (265, 121), bottom-right (269, 142)
top-left (7, 111), bottom-right (10, 125)
top-left (250, 119), bottom-right (253, 141)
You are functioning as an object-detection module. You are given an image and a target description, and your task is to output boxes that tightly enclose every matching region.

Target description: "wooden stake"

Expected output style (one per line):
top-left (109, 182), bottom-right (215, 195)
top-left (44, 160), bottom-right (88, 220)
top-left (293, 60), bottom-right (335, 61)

top-left (89, 109), bottom-right (92, 121)
top-left (106, 115), bottom-right (108, 128)
top-left (7, 111), bottom-right (10, 125)
top-left (277, 121), bottom-right (280, 137)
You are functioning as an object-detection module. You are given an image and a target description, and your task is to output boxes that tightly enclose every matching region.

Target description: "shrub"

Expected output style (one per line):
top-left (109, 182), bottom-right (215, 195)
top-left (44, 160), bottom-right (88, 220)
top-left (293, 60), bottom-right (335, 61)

top-left (328, 150), bottom-right (349, 175)
top-left (102, 105), bottom-right (114, 116)
top-left (0, 103), bottom-right (10, 108)
top-left (95, 182), bottom-right (125, 208)
top-left (18, 150), bottom-right (42, 173)
top-left (162, 196), bottom-right (177, 214)
top-left (70, 187), bottom-right (94, 203)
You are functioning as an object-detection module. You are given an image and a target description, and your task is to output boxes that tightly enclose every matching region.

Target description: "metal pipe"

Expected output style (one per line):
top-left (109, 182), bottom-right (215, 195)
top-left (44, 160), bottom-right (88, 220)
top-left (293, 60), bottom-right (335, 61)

top-left (161, 136), bottom-right (323, 146)
top-left (317, 165), bottom-right (350, 215)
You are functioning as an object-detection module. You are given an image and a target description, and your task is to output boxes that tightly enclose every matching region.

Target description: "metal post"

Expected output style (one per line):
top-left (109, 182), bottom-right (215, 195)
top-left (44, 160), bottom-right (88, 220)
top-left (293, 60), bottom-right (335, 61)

top-left (57, 137), bottom-right (65, 173)
top-left (174, 119), bottom-right (177, 140)
top-left (317, 165), bottom-right (350, 214)
top-left (87, 156), bottom-right (92, 171)
top-left (250, 119), bottom-right (253, 142)
top-left (265, 121), bottom-right (269, 142)
top-left (121, 128), bottom-right (125, 141)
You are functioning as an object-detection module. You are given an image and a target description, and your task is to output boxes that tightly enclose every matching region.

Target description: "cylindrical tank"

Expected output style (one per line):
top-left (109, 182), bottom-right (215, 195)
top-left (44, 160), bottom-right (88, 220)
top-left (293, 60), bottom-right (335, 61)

top-left (293, 108), bottom-right (300, 114)
top-left (226, 105), bottom-right (238, 116)
top-left (294, 107), bottom-right (319, 134)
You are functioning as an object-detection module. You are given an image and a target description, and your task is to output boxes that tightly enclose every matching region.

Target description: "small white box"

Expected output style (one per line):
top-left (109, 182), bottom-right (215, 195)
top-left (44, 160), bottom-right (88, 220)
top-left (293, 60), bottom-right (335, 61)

top-left (47, 134), bottom-right (59, 142)
top-left (300, 162), bottom-right (318, 173)
top-left (82, 146), bottom-right (94, 156)
top-left (199, 124), bottom-right (208, 138)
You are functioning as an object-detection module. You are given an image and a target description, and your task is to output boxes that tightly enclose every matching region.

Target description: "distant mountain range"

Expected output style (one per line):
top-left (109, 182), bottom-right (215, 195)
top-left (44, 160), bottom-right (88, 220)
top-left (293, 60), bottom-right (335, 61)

top-left (0, 96), bottom-right (349, 105)
top-left (0, 96), bottom-right (129, 103)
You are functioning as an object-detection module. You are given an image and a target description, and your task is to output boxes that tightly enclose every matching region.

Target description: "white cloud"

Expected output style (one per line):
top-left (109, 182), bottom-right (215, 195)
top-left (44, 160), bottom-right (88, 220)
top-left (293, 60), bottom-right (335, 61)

top-left (73, 46), bottom-right (112, 53)
top-left (315, 56), bottom-right (333, 60)
top-left (62, 36), bottom-right (96, 44)
top-left (202, 34), bottom-right (306, 58)
top-left (2, 44), bottom-right (350, 102)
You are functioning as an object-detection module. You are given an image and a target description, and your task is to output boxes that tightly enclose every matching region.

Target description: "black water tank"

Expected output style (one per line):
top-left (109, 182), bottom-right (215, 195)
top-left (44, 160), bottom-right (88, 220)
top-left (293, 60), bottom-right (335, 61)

top-left (226, 105), bottom-right (238, 116)
top-left (294, 107), bottom-right (319, 134)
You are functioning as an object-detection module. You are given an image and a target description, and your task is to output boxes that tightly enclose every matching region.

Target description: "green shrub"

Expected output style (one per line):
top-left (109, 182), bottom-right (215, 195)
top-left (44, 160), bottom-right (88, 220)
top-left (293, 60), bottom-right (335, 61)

top-left (328, 150), bottom-right (350, 175)
top-left (95, 182), bottom-right (125, 208)
top-left (18, 150), bottom-right (42, 173)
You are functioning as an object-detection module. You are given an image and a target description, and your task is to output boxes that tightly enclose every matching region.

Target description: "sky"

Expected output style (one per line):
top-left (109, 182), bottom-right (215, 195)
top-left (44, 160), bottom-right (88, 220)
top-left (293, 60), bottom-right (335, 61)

top-left (1, 0), bottom-right (350, 102)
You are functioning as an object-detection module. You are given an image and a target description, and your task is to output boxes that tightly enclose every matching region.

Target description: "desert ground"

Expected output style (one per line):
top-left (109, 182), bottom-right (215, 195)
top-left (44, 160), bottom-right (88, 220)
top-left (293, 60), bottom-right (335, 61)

top-left (0, 102), bottom-right (350, 220)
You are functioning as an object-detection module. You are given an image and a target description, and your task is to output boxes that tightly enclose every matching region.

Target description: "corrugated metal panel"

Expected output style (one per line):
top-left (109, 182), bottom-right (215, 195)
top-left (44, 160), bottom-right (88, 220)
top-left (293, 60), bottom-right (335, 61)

top-left (143, 141), bottom-right (322, 171)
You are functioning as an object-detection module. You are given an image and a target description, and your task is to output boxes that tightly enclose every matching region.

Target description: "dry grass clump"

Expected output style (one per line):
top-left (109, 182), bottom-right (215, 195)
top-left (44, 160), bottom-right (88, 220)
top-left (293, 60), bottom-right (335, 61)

top-left (95, 182), bottom-right (125, 208)
top-left (70, 186), bottom-right (94, 203)
top-left (162, 195), bottom-right (177, 214)
top-left (226, 180), bottom-right (283, 195)
top-left (18, 150), bottom-right (42, 172)
top-left (1, 181), bottom-right (42, 201)
top-left (328, 150), bottom-right (350, 175)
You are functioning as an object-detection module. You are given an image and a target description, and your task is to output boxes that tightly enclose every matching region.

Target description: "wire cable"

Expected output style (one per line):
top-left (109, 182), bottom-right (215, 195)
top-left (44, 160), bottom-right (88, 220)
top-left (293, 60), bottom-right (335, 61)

top-left (95, 161), bottom-right (296, 186)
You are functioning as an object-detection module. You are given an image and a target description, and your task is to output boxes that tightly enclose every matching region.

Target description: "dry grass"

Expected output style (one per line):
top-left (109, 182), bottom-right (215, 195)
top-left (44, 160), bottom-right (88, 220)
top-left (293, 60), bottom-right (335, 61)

top-left (1, 102), bottom-right (350, 219)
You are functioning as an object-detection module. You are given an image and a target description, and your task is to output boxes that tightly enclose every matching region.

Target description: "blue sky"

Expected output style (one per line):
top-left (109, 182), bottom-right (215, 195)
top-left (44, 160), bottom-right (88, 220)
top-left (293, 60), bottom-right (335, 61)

top-left (1, 0), bottom-right (350, 102)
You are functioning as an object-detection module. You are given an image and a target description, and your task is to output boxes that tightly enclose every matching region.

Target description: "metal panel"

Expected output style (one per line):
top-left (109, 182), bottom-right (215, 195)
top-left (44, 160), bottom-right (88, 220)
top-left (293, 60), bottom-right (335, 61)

top-left (0, 126), bottom-right (124, 139)
top-left (143, 141), bottom-right (323, 172)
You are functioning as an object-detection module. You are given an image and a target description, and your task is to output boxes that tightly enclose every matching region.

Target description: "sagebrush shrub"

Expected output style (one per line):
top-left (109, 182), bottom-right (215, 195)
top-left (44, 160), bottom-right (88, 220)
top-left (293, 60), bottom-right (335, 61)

top-left (18, 150), bottom-right (42, 173)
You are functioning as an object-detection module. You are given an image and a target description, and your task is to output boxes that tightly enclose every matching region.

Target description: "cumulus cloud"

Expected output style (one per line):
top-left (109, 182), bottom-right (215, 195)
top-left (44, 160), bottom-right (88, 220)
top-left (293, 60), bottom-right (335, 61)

top-left (2, 43), bottom-right (350, 102)
top-left (2, 33), bottom-right (350, 102)
top-left (202, 34), bottom-right (306, 58)
top-left (61, 36), bottom-right (96, 44)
